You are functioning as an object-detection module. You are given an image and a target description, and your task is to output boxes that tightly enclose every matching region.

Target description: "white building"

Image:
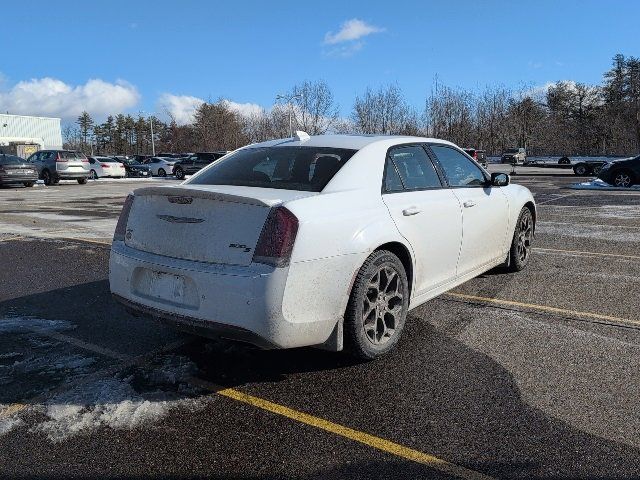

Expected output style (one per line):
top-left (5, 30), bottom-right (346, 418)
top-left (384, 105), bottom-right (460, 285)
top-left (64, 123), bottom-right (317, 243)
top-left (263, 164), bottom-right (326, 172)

top-left (0, 113), bottom-right (63, 151)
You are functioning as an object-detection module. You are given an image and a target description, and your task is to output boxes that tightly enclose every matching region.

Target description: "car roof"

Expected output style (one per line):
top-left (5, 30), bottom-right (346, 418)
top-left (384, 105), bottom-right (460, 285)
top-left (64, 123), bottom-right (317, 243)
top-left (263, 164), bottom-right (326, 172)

top-left (246, 134), bottom-right (456, 151)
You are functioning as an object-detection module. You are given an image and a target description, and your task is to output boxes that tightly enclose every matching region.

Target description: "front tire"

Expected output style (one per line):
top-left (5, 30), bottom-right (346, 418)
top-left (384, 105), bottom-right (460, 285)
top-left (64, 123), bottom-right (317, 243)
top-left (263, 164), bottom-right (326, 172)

top-left (174, 167), bottom-right (184, 180)
top-left (507, 207), bottom-right (534, 272)
top-left (158, 168), bottom-right (166, 177)
top-left (612, 170), bottom-right (635, 188)
top-left (344, 251), bottom-right (409, 360)
top-left (42, 170), bottom-right (52, 186)
top-left (77, 178), bottom-right (87, 185)
top-left (573, 164), bottom-right (588, 175)
top-left (23, 182), bottom-right (34, 187)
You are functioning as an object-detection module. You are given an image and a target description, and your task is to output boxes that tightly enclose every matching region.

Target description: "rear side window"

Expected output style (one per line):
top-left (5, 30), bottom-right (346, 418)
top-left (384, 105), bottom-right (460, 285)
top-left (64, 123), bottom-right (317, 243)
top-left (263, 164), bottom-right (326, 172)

top-left (188, 146), bottom-right (357, 192)
top-left (430, 145), bottom-right (487, 187)
top-left (386, 145), bottom-right (441, 190)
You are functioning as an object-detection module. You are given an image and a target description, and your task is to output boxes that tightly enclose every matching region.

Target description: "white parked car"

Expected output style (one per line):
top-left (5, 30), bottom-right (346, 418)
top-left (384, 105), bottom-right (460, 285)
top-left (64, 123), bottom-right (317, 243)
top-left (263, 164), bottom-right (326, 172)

top-left (110, 134), bottom-right (536, 359)
top-left (87, 156), bottom-right (126, 179)
top-left (146, 157), bottom-right (176, 177)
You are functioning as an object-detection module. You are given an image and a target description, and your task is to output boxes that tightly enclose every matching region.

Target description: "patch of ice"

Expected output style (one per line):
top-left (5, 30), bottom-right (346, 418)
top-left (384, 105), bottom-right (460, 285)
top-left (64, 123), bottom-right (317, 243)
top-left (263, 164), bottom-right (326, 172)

top-left (570, 179), bottom-right (640, 191)
top-left (0, 317), bottom-right (75, 334)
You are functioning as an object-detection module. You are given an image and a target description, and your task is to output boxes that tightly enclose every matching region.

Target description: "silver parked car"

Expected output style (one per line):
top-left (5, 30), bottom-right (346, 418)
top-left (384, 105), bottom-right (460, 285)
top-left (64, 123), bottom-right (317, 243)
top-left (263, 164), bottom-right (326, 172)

top-left (27, 150), bottom-right (90, 185)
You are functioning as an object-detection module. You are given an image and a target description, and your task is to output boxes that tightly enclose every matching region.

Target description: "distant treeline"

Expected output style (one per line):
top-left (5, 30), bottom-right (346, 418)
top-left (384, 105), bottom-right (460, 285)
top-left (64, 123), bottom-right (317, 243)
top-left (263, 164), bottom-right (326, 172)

top-left (65, 54), bottom-right (640, 157)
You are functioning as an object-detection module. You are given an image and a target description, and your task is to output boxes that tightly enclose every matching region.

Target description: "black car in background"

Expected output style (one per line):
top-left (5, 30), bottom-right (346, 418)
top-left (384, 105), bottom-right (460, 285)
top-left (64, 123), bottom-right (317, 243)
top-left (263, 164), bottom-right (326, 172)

top-left (0, 153), bottom-right (39, 187)
top-left (172, 151), bottom-right (228, 180)
top-left (114, 157), bottom-right (152, 178)
top-left (597, 155), bottom-right (640, 187)
top-left (463, 148), bottom-right (488, 168)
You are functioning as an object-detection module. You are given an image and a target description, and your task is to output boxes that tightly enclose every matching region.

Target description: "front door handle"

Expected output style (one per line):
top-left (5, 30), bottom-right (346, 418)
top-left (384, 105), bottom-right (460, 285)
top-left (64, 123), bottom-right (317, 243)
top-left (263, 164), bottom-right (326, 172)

top-left (463, 200), bottom-right (476, 208)
top-left (402, 206), bottom-right (422, 216)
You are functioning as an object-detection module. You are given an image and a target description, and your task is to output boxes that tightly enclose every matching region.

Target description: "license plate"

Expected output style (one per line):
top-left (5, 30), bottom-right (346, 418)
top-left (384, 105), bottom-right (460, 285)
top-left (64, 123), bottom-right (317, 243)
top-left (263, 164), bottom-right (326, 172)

top-left (148, 272), bottom-right (185, 302)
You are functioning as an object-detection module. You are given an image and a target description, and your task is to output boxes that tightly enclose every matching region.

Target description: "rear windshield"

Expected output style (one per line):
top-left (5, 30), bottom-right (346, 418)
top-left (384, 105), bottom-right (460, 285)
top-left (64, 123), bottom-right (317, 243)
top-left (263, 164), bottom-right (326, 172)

top-left (188, 146), bottom-right (357, 192)
top-left (0, 155), bottom-right (24, 165)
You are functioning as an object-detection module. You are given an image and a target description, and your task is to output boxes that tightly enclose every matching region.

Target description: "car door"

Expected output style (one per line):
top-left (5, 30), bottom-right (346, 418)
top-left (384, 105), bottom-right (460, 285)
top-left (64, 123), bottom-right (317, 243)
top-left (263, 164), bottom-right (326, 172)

top-left (429, 144), bottom-right (510, 276)
top-left (381, 144), bottom-right (463, 296)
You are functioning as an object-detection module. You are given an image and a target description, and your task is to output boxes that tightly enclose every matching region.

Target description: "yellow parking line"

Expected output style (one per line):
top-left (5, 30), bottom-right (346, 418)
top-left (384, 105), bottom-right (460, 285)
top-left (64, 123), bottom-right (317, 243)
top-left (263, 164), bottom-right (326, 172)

top-left (446, 292), bottom-right (640, 327)
top-left (0, 403), bottom-right (26, 419)
top-left (534, 247), bottom-right (640, 260)
top-left (188, 379), bottom-right (495, 480)
top-left (0, 235), bottom-right (23, 242)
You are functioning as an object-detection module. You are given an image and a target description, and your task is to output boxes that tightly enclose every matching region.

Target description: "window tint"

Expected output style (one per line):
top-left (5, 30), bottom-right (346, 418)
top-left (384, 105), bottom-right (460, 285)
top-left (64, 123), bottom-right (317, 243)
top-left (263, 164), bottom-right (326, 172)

top-left (189, 146), bottom-right (356, 192)
top-left (0, 154), bottom-right (24, 165)
top-left (430, 145), bottom-right (487, 187)
top-left (387, 145), bottom-right (441, 190)
top-left (383, 160), bottom-right (404, 192)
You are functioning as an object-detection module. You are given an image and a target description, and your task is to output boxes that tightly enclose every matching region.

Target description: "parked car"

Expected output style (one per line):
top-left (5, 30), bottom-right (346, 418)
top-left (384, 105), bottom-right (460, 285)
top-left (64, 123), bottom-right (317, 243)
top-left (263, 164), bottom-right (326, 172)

top-left (116, 157), bottom-right (152, 178)
top-left (0, 153), bottom-right (39, 187)
top-left (146, 157), bottom-right (177, 177)
top-left (27, 150), bottom-right (89, 185)
top-left (501, 148), bottom-right (527, 164)
top-left (463, 148), bottom-right (487, 168)
top-left (173, 151), bottom-right (228, 180)
top-left (597, 155), bottom-right (640, 187)
top-left (573, 160), bottom-right (607, 176)
top-left (87, 156), bottom-right (126, 179)
top-left (110, 134), bottom-right (535, 359)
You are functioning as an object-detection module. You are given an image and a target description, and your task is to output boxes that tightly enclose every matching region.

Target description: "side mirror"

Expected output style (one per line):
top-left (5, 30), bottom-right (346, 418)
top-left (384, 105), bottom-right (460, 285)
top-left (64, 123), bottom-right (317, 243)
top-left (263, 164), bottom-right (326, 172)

top-left (491, 172), bottom-right (510, 187)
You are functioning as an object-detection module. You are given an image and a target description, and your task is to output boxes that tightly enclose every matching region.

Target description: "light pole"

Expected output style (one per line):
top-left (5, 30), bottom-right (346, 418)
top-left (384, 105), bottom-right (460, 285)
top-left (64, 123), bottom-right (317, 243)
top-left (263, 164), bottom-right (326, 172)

top-left (275, 93), bottom-right (303, 137)
top-left (140, 111), bottom-right (156, 156)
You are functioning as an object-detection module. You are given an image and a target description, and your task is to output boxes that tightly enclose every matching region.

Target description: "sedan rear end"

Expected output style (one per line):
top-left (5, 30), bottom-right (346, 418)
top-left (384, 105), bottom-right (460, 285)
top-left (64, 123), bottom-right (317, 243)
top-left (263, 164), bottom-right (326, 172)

top-left (0, 154), bottom-right (39, 186)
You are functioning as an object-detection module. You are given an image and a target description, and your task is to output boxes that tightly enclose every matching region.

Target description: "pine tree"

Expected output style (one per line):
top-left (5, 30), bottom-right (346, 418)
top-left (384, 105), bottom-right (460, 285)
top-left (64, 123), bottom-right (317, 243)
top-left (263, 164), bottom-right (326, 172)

top-left (76, 111), bottom-right (94, 153)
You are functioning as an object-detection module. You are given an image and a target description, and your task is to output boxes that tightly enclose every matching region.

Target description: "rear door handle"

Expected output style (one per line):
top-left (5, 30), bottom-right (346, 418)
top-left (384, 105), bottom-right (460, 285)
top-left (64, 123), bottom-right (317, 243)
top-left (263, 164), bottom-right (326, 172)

top-left (402, 207), bottom-right (422, 216)
top-left (463, 200), bottom-right (476, 208)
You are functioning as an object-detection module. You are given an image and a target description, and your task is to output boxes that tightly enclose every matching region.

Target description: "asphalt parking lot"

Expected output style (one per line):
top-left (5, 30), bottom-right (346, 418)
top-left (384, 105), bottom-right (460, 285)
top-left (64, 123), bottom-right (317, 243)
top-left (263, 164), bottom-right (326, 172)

top-left (2, 170), bottom-right (640, 479)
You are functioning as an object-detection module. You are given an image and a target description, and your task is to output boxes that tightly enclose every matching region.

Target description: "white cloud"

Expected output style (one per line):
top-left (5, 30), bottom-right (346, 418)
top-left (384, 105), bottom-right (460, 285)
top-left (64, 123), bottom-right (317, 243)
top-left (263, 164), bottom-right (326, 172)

top-left (0, 77), bottom-right (139, 121)
top-left (324, 18), bottom-right (385, 45)
top-left (157, 93), bottom-right (205, 125)
top-left (222, 100), bottom-right (264, 118)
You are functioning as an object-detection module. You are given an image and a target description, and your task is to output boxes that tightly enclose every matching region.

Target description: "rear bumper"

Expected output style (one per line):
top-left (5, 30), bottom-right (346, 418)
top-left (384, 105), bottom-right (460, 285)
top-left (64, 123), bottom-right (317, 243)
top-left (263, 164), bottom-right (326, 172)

top-left (55, 171), bottom-right (89, 180)
top-left (109, 241), bottom-right (339, 349)
top-left (0, 174), bottom-right (38, 184)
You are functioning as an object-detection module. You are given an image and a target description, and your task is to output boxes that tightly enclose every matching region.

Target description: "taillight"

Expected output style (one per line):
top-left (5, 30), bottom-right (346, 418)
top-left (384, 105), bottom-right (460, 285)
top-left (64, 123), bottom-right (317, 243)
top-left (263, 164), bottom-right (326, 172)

top-left (82, 158), bottom-right (89, 163)
top-left (113, 194), bottom-right (135, 242)
top-left (473, 152), bottom-right (478, 159)
top-left (253, 207), bottom-right (299, 267)
top-left (56, 154), bottom-right (67, 163)
top-left (101, 164), bottom-right (111, 168)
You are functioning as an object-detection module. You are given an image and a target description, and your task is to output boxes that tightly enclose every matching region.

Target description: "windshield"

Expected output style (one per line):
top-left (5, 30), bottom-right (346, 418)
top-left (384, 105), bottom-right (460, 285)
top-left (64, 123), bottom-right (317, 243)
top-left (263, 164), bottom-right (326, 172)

top-left (505, 149), bottom-right (518, 154)
top-left (188, 146), bottom-right (357, 192)
top-left (0, 155), bottom-right (24, 165)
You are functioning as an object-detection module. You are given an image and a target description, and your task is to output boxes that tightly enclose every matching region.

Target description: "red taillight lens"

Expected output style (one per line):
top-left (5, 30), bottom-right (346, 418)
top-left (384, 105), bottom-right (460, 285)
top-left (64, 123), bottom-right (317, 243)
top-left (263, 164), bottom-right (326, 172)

top-left (473, 152), bottom-right (478, 159)
top-left (101, 164), bottom-right (111, 168)
top-left (113, 194), bottom-right (135, 242)
top-left (82, 158), bottom-right (89, 163)
top-left (253, 207), bottom-right (299, 267)
top-left (56, 156), bottom-right (67, 163)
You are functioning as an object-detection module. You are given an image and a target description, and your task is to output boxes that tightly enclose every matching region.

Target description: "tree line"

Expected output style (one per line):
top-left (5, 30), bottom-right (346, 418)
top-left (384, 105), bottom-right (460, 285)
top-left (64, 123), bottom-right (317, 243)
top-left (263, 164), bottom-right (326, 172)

top-left (65, 54), bottom-right (640, 157)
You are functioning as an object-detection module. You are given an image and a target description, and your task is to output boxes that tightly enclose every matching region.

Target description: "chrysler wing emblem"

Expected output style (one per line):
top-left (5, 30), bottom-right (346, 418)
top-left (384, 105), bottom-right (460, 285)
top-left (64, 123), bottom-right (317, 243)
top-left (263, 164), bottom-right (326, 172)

top-left (167, 196), bottom-right (193, 204)
top-left (157, 214), bottom-right (204, 224)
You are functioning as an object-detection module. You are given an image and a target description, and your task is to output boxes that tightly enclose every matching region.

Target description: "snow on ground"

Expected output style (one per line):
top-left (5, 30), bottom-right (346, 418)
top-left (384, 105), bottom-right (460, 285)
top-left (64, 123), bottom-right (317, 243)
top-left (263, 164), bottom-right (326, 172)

top-left (537, 221), bottom-right (640, 243)
top-left (570, 179), bottom-right (640, 191)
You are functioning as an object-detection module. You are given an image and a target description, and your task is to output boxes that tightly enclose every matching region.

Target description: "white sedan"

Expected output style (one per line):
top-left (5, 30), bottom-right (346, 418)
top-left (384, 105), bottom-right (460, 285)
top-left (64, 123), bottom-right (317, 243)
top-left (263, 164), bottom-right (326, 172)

top-left (87, 156), bottom-right (126, 179)
top-left (110, 134), bottom-right (535, 359)
top-left (146, 157), bottom-right (177, 177)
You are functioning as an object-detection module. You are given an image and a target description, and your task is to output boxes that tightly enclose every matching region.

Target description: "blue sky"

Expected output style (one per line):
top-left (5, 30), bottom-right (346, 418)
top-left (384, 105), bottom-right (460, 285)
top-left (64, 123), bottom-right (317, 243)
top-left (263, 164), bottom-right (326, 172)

top-left (1, 0), bottom-right (638, 123)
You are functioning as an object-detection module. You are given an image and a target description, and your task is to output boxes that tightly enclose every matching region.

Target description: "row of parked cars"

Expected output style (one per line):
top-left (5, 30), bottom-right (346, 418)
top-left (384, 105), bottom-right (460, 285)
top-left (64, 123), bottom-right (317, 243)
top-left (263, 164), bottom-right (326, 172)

top-left (0, 150), bottom-right (228, 187)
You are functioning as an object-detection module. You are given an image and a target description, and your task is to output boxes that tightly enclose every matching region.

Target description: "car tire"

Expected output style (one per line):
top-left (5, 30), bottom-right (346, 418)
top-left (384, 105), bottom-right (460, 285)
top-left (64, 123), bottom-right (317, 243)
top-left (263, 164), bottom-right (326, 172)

top-left (174, 167), bottom-right (184, 180)
top-left (612, 170), bottom-right (635, 188)
top-left (89, 170), bottom-right (98, 180)
top-left (344, 250), bottom-right (409, 360)
top-left (573, 164), bottom-right (588, 175)
top-left (158, 168), bottom-right (166, 177)
top-left (77, 178), bottom-right (88, 185)
top-left (558, 157), bottom-right (571, 165)
top-left (23, 182), bottom-right (34, 187)
top-left (42, 170), bottom-right (52, 186)
top-left (507, 207), bottom-right (534, 272)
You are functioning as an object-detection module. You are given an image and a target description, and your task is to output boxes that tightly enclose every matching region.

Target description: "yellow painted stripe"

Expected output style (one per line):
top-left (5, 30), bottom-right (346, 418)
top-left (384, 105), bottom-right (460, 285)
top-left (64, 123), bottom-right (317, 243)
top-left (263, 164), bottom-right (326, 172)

top-left (534, 247), bottom-right (640, 260)
top-left (0, 235), bottom-right (23, 242)
top-left (446, 292), bottom-right (640, 327)
top-left (214, 386), bottom-right (495, 480)
top-left (0, 403), bottom-right (26, 419)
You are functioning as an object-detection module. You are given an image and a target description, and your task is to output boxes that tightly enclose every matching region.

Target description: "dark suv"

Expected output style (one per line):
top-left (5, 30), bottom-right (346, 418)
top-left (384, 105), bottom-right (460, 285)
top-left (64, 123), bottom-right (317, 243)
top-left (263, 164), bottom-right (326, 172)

top-left (172, 151), bottom-right (227, 180)
top-left (463, 148), bottom-right (488, 168)
top-left (597, 155), bottom-right (640, 187)
top-left (27, 150), bottom-right (90, 185)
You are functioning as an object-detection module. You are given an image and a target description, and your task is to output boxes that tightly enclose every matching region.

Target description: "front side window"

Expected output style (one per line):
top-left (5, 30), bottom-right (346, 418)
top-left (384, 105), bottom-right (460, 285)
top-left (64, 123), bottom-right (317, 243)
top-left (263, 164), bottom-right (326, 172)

top-left (189, 146), bottom-right (357, 192)
top-left (430, 145), bottom-right (487, 187)
top-left (386, 145), bottom-right (441, 191)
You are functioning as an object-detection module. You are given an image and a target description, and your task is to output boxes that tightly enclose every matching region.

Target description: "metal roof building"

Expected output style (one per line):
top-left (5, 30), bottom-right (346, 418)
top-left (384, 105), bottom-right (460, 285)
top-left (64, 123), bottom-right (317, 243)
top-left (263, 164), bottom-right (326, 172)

top-left (0, 113), bottom-right (63, 150)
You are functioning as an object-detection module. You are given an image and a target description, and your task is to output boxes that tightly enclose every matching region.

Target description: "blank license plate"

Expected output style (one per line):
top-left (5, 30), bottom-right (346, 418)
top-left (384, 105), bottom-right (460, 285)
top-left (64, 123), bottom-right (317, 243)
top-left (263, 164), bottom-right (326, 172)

top-left (148, 271), bottom-right (185, 302)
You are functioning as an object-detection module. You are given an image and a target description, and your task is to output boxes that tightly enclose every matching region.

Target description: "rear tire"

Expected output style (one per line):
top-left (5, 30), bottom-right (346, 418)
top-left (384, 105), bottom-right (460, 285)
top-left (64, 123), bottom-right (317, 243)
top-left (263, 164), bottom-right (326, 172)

top-left (558, 156), bottom-right (571, 165)
top-left (89, 169), bottom-right (98, 180)
top-left (344, 250), bottom-right (409, 360)
top-left (507, 207), bottom-right (534, 272)
top-left (23, 182), bottom-right (34, 187)
top-left (77, 178), bottom-right (87, 185)
top-left (174, 167), bottom-right (185, 180)
top-left (573, 163), bottom-right (588, 175)
top-left (158, 168), bottom-right (166, 177)
top-left (612, 170), bottom-right (635, 188)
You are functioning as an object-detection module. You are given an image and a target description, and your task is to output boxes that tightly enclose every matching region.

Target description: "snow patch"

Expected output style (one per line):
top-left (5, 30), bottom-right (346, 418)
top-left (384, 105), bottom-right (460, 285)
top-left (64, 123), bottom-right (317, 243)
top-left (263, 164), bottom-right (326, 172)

top-left (0, 317), bottom-right (74, 334)
top-left (0, 417), bottom-right (23, 436)
top-left (570, 179), bottom-right (640, 191)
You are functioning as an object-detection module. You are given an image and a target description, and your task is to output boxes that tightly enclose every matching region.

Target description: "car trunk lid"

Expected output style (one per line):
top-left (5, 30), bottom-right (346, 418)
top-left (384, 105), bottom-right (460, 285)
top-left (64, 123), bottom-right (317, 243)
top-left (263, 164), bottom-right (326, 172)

top-left (124, 185), bottom-right (316, 266)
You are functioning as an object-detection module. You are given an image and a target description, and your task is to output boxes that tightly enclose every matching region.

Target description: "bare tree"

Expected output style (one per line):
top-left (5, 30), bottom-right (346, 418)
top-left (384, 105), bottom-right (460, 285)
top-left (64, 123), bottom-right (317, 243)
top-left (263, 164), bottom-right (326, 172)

top-left (289, 80), bottom-right (340, 134)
